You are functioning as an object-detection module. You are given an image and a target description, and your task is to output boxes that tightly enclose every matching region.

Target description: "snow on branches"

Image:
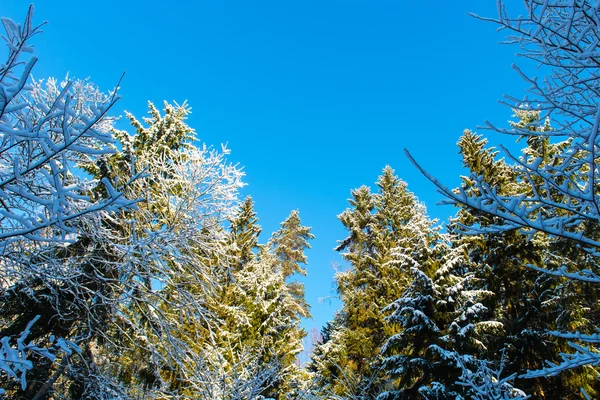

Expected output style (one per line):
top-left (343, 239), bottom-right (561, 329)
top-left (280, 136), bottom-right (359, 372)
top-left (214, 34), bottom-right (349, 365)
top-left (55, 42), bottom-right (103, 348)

top-left (0, 6), bottom-right (135, 394)
top-left (408, 0), bottom-right (600, 251)
top-left (0, 5), bottom-right (247, 396)
top-left (407, 0), bottom-right (600, 385)
top-left (456, 353), bottom-right (529, 400)
top-left (0, 9), bottom-right (134, 253)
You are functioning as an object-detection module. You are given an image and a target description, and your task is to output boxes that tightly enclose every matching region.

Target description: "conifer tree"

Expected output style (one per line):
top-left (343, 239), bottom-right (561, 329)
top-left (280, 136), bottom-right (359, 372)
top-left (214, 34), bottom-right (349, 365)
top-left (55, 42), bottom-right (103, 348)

top-left (213, 206), bottom-right (314, 399)
top-left (408, 2), bottom-right (600, 393)
top-left (232, 248), bottom-right (307, 399)
top-left (269, 210), bottom-right (315, 318)
top-left (377, 191), bottom-right (497, 399)
top-left (312, 167), bottom-right (501, 399)
top-left (228, 196), bottom-right (262, 270)
top-left (443, 119), bottom-right (600, 398)
top-left (315, 167), bottom-right (441, 397)
top-left (308, 312), bottom-right (349, 395)
top-left (212, 196), bottom-right (262, 354)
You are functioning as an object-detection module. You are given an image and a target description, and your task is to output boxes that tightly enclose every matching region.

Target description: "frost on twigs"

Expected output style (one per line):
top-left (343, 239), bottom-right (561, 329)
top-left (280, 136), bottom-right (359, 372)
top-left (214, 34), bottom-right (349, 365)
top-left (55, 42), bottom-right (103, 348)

top-left (0, 316), bottom-right (80, 393)
top-left (0, 5), bottom-right (133, 396)
top-left (0, 5), bottom-right (134, 254)
top-left (407, 0), bottom-right (600, 388)
top-left (521, 339), bottom-right (600, 379)
top-left (80, 100), bottom-right (246, 398)
top-left (407, 0), bottom-right (600, 251)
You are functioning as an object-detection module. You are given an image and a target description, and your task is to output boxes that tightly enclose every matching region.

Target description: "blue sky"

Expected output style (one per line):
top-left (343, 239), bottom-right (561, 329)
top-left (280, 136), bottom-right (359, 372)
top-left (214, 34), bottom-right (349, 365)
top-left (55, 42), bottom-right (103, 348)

top-left (2, 0), bottom-right (529, 334)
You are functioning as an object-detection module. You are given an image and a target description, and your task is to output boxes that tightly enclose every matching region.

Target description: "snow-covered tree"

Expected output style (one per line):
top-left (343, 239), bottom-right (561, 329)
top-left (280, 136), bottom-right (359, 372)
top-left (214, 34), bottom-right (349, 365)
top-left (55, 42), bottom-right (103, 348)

top-left (228, 196), bottom-right (263, 271)
top-left (0, 6), bottom-right (139, 397)
top-left (86, 101), bottom-right (244, 398)
top-left (407, 0), bottom-right (600, 392)
top-left (313, 167), bottom-right (457, 397)
top-left (269, 210), bottom-right (314, 318)
top-left (215, 196), bottom-right (264, 357)
top-left (377, 209), bottom-right (498, 399)
top-left (208, 202), bottom-right (315, 399)
top-left (445, 126), bottom-right (600, 398)
top-left (323, 168), bottom-right (417, 397)
top-left (379, 265), bottom-right (450, 400)
top-left (455, 352), bottom-right (529, 400)
top-left (308, 312), bottom-right (349, 395)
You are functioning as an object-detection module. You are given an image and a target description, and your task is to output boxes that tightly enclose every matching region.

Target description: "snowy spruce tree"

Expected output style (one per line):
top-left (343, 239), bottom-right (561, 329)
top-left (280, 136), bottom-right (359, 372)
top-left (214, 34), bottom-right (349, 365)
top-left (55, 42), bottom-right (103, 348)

top-left (307, 311), bottom-right (349, 395)
top-left (321, 167), bottom-right (418, 397)
top-left (312, 167), bottom-right (485, 398)
top-left (214, 202), bottom-right (315, 399)
top-left (407, 0), bottom-right (600, 396)
top-left (375, 187), bottom-right (449, 399)
top-left (311, 167), bottom-right (510, 399)
top-left (214, 196), bottom-right (264, 357)
top-left (269, 209), bottom-right (315, 319)
top-left (0, 6), bottom-right (321, 399)
top-left (446, 125), bottom-right (600, 398)
top-left (377, 193), bottom-right (498, 399)
top-left (228, 196), bottom-right (263, 270)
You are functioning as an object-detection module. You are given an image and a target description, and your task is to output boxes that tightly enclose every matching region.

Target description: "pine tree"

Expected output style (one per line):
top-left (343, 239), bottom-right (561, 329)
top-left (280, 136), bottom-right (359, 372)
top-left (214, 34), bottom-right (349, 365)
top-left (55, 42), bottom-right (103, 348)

top-left (213, 205), bottom-right (314, 399)
top-left (228, 196), bottom-right (263, 271)
top-left (269, 210), bottom-right (315, 318)
top-left (408, 2), bottom-right (600, 394)
top-left (263, 210), bottom-right (314, 398)
top-left (308, 312), bottom-right (350, 395)
top-left (312, 167), bottom-right (503, 399)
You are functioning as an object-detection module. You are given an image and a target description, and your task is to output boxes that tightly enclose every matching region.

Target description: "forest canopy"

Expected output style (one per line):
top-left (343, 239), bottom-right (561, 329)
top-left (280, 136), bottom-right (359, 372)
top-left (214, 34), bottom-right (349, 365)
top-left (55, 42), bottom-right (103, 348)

top-left (2, 2), bottom-right (600, 399)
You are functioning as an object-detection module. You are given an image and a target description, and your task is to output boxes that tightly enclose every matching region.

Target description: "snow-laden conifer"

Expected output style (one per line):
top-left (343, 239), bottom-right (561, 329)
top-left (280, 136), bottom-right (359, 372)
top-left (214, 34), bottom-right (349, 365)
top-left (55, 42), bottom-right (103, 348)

top-left (407, 0), bottom-right (600, 391)
top-left (269, 210), bottom-right (314, 318)
top-left (316, 167), bottom-right (484, 398)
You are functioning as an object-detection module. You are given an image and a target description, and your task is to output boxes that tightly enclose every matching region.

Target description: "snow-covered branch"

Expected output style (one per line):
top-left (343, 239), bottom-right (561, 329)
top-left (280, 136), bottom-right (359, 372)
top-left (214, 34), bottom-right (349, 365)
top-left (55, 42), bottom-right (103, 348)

top-left (407, 0), bottom-right (600, 391)
top-left (456, 354), bottom-right (530, 400)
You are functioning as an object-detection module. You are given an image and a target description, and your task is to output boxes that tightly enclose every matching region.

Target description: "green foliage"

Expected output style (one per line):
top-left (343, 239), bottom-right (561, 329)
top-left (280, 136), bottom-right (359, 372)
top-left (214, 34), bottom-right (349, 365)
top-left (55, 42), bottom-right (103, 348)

top-left (214, 203), bottom-right (315, 399)
top-left (310, 167), bottom-right (446, 397)
top-left (228, 196), bottom-right (263, 270)
top-left (450, 113), bottom-right (600, 399)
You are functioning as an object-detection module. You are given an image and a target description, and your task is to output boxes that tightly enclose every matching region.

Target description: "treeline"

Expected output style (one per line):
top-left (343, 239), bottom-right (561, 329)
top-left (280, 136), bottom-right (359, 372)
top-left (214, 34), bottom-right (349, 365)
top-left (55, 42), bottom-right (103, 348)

top-left (4, 1), bottom-right (600, 399)
top-left (309, 118), bottom-right (600, 399)
top-left (0, 7), bottom-right (312, 399)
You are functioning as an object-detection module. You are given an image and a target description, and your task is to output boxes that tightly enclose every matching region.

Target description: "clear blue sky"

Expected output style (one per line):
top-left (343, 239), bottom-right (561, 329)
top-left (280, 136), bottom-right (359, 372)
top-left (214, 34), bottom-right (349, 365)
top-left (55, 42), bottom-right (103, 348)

top-left (2, 0), bottom-right (529, 334)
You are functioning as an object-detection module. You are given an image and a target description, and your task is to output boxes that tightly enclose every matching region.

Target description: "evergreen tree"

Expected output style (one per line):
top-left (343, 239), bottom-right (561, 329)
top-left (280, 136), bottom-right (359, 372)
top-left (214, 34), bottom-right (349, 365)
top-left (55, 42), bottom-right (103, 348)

top-left (308, 312), bottom-right (350, 395)
top-left (442, 120), bottom-right (600, 398)
top-left (214, 206), bottom-right (314, 399)
top-left (82, 101), bottom-right (244, 398)
top-left (228, 196), bottom-right (263, 271)
top-left (311, 167), bottom-right (501, 399)
top-left (408, 2), bottom-right (600, 394)
top-left (213, 196), bottom-right (264, 362)
top-left (233, 248), bottom-right (307, 399)
top-left (315, 167), bottom-right (445, 397)
top-left (378, 199), bottom-right (495, 399)
top-left (269, 210), bottom-right (315, 318)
